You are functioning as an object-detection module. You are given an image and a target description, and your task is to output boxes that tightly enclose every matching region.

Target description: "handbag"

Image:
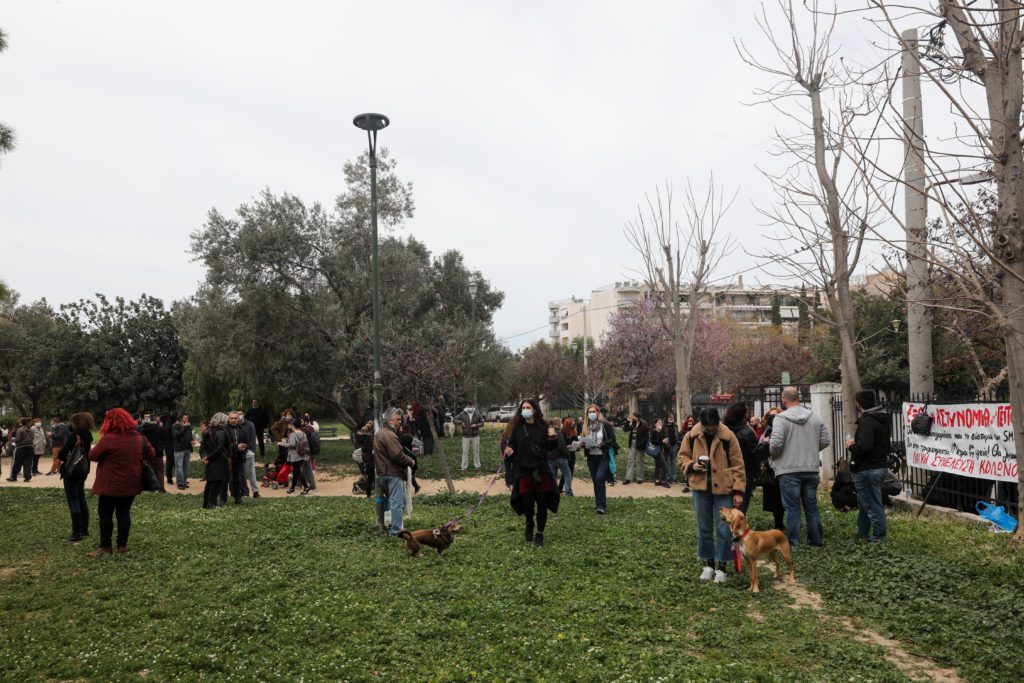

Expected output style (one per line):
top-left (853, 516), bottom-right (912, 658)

top-left (65, 437), bottom-right (89, 480)
top-left (645, 442), bottom-right (662, 457)
top-left (910, 404), bottom-right (933, 436)
top-left (140, 439), bottom-right (161, 492)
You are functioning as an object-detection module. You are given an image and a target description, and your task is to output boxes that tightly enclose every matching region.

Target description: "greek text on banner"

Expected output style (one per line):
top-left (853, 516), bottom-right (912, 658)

top-left (903, 402), bottom-right (1016, 483)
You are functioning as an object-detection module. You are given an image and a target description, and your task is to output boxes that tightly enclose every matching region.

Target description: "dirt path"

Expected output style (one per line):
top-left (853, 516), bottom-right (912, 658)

top-left (777, 581), bottom-right (963, 682)
top-left (1, 456), bottom-right (689, 500)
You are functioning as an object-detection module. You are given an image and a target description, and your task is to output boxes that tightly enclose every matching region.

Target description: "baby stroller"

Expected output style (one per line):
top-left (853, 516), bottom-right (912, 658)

top-left (352, 446), bottom-right (373, 496)
top-left (262, 462), bottom-right (292, 490)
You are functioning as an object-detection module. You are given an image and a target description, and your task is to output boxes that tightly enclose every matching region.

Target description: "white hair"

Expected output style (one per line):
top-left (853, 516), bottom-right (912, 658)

top-left (209, 412), bottom-right (229, 427)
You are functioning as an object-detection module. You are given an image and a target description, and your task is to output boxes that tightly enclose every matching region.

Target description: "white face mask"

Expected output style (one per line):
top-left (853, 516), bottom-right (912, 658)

top-left (465, 407), bottom-right (474, 413)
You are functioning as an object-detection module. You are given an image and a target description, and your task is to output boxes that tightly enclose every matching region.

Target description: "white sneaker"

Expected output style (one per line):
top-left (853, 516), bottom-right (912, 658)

top-left (713, 570), bottom-right (728, 584)
top-left (699, 566), bottom-right (715, 581)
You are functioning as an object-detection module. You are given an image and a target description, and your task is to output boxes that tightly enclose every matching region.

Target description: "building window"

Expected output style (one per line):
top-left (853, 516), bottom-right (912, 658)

top-left (561, 323), bottom-right (568, 331)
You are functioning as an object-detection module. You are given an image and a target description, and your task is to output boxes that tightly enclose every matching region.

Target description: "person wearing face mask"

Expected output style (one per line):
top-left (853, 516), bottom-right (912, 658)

top-left (577, 404), bottom-right (617, 515)
top-left (678, 408), bottom-right (745, 584)
top-left (503, 399), bottom-right (560, 547)
top-left (455, 400), bottom-right (485, 474)
top-left (31, 418), bottom-right (47, 476)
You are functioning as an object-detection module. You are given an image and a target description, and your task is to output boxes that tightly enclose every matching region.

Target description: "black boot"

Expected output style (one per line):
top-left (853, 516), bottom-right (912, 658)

top-left (534, 532), bottom-right (544, 548)
top-left (67, 513), bottom-right (83, 543)
top-left (524, 521), bottom-right (534, 543)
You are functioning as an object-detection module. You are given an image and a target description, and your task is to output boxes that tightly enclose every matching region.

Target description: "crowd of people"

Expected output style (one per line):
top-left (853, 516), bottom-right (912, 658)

top-left (3, 386), bottom-right (892, 577)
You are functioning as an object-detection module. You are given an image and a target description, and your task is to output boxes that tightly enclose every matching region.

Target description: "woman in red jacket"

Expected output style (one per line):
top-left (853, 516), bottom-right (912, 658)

top-left (86, 408), bottom-right (153, 556)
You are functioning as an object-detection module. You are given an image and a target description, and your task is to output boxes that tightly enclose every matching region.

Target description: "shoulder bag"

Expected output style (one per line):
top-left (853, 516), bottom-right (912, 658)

top-left (140, 439), bottom-right (161, 492)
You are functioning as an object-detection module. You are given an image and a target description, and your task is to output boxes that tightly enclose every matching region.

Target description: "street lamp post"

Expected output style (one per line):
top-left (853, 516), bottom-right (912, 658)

top-left (468, 278), bottom-right (479, 406)
top-left (353, 112), bottom-right (390, 430)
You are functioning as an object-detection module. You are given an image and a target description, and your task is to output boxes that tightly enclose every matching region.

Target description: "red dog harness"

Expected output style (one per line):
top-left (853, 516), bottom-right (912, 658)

top-left (732, 529), bottom-right (750, 572)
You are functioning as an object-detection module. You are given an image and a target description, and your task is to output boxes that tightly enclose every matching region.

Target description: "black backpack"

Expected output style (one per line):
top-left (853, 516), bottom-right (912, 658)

top-left (306, 429), bottom-right (321, 456)
top-left (910, 404), bottom-right (933, 436)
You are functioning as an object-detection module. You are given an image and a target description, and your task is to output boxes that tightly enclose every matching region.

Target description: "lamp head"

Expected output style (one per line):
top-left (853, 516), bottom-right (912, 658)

top-left (468, 280), bottom-right (479, 298)
top-left (353, 113), bottom-right (390, 132)
top-left (891, 319), bottom-right (901, 333)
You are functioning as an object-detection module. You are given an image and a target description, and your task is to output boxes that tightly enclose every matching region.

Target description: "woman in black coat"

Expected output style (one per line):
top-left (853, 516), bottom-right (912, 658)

top-left (756, 409), bottom-right (785, 530)
top-left (201, 413), bottom-right (232, 509)
top-left (57, 412), bottom-right (95, 542)
top-left (724, 403), bottom-right (760, 513)
top-left (502, 399), bottom-right (559, 547)
top-left (647, 418), bottom-right (672, 488)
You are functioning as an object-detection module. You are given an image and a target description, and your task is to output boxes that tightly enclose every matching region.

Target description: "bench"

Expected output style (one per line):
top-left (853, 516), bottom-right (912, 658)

top-left (320, 427), bottom-right (339, 438)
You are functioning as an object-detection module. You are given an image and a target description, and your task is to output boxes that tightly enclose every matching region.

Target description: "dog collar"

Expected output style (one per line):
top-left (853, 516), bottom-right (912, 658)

top-left (736, 529), bottom-right (751, 542)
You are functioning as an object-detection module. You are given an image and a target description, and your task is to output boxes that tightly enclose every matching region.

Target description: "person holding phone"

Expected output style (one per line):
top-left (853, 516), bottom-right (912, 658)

top-left (677, 408), bottom-right (745, 584)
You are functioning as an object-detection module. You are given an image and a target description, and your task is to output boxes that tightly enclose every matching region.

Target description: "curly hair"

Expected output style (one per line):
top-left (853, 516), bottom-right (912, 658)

top-left (100, 408), bottom-right (136, 435)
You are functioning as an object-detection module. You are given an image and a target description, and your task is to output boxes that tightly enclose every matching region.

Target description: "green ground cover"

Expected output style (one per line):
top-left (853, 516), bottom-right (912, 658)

top-left (1, 488), bottom-right (1021, 681)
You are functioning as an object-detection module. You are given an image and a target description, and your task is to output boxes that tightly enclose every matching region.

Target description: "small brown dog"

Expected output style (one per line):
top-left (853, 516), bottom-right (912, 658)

top-left (397, 523), bottom-right (461, 557)
top-left (719, 508), bottom-right (795, 593)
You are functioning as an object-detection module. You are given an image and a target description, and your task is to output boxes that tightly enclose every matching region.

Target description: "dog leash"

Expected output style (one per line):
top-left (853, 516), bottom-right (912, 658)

top-left (729, 528), bottom-right (753, 573)
top-left (442, 460), bottom-right (505, 529)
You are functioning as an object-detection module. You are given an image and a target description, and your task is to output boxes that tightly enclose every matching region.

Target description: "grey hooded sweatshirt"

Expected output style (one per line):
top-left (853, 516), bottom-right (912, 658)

top-left (769, 405), bottom-right (830, 477)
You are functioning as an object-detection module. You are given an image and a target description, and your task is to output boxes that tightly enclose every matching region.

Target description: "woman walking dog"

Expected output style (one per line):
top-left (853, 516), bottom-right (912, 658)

top-left (503, 399), bottom-right (560, 547)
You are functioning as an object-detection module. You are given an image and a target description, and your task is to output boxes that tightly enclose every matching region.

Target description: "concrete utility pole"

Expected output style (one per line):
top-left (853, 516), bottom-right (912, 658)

top-left (902, 28), bottom-right (935, 398)
top-left (582, 302), bottom-right (589, 407)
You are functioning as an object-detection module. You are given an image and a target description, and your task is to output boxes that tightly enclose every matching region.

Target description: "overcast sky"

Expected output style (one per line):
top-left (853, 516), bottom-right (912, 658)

top-left (2, 1), bottom-right (919, 350)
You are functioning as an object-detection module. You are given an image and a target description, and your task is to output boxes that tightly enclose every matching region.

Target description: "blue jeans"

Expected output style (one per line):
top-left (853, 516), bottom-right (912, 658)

top-left (692, 489), bottom-right (734, 564)
top-left (779, 472), bottom-right (823, 547)
top-left (852, 467), bottom-right (887, 541)
top-left (376, 475), bottom-right (405, 536)
top-left (549, 457), bottom-right (573, 495)
top-left (586, 454), bottom-right (609, 510)
top-left (174, 451), bottom-right (190, 487)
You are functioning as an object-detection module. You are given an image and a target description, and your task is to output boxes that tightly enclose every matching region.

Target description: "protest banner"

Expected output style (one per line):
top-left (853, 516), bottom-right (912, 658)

top-left (904, 402), bottom-right (1017, 483)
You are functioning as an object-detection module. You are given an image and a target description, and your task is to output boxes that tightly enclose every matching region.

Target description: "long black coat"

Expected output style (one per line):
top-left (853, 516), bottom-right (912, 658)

top-left (507, 421), bottom-right (560, 515)
top-left (202, 427), bottom-right (232, 482)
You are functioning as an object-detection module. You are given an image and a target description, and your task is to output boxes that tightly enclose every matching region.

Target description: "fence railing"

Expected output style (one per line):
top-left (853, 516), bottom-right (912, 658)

top-left (831, 392), bottom-right (1018, 516)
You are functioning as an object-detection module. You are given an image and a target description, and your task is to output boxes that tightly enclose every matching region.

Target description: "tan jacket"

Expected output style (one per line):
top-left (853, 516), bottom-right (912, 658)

top-left (677, 423), bottom-right (745, 496)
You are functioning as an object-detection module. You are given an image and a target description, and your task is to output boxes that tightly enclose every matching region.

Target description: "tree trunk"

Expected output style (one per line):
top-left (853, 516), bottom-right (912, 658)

top-left (975, 2), bottom-right (1024, 540)
top-left (312, 393), bottom-right (358, 431)
top-left (426, 400), bottom-right (456, 495)
top-left (674, 337), bottom-right (692, 421)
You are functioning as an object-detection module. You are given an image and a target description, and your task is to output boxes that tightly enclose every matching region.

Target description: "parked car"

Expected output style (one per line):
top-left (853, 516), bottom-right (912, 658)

top-left (485, 406), bottom-right (502, 422)
top-left (497, 405), bottom-right (517, 422)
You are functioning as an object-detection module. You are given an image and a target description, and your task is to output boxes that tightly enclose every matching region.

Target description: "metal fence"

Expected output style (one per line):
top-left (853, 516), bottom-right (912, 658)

top-left (831, 391), bottom-right (1018, 516)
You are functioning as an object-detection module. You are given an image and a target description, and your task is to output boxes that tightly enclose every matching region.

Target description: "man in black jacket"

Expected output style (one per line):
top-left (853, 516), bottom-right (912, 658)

top-left (845, 390), bottom-right (891, 542)
top-left (244, 399), bottom-right (270, 460)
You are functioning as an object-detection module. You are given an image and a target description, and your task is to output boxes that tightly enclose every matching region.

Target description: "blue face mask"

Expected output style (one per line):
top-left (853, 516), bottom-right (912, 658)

top-left (588, 412), bottom-right (597, 421)
top-left (521, 410), bottom-right (534, 420)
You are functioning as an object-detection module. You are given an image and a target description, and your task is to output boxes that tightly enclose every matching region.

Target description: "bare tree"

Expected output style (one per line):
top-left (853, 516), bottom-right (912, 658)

top-left (738, 0), bottom-right (878, 438)
top-left (625, 178), bottom-right (736, 422)
top-left (851, 1), bottom-right (1024, 539)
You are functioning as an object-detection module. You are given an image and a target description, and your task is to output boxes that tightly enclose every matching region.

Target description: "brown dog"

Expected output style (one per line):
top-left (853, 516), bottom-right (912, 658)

top-left (397, 523), bottom-right (461, 557)
top-left (719, 508), bottom-right (795, 593)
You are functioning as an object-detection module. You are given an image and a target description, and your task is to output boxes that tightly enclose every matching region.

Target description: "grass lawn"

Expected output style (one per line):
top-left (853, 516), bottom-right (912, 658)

top-left (1, 487), bottom-right (1022, 681)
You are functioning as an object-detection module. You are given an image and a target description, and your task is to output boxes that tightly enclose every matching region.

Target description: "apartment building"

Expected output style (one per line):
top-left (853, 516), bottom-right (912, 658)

top-left (548, 276), bottom-right (808, 347)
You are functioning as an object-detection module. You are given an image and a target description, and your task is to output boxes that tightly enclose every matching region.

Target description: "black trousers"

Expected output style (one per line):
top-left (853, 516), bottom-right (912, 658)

top-left (97, 495), bottom-right (134, 549)
top-left (32, 451), bottom-right (43, 474)
top-left (256, 429), bottom-right (266, 459)
top-left (165, 449), bottom-right (174, 481)
top-left (290, 460), bottom-right (309, 490)
top-left (11, 446), bottom-right (33, 480)
top-left (522, 491), bottom-right (548, 534)
top-left (203, 480), bottom-right (223, 508)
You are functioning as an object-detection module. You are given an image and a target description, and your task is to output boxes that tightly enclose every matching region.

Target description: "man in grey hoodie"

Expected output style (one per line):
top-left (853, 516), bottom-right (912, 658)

top-left (769, 387), bottom-right (830, 547)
